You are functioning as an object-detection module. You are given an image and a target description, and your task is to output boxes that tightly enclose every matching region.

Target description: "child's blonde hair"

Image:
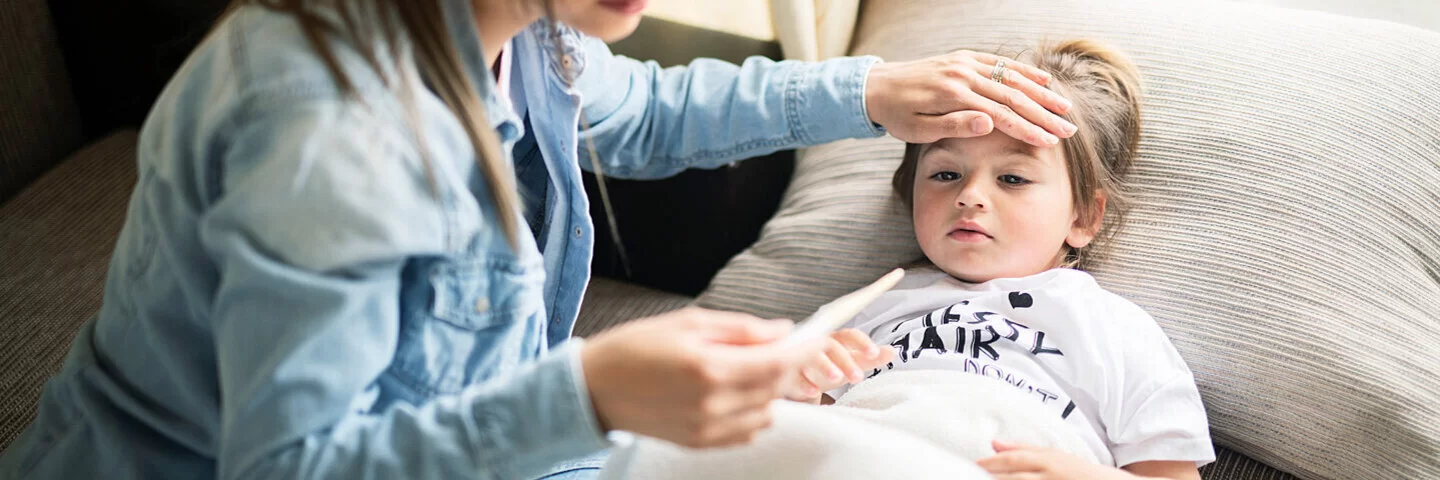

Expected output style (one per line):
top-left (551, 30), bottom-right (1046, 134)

top-left (892, 39), bottom-right (1143, 270)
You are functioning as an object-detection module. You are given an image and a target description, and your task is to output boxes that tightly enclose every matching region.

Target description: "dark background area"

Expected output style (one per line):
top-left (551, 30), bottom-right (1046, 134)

top-left (44, 2), bottom-right (792, 296)
top-left (587, 17), bottom-right (792, 296)
top-left (48, 0), bottom-right (231, 139)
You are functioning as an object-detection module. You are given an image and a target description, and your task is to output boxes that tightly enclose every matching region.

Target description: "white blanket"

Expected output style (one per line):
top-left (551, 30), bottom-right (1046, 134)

top-left (599, 370), bottom-right (1098, 480)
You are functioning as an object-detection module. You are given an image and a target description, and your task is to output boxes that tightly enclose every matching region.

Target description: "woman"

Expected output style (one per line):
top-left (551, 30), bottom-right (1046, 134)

top-left (0, 0), bottom-right (1075, 478)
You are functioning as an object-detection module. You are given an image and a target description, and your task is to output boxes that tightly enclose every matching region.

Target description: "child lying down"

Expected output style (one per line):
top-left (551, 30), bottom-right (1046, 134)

top-left (602, 40), bottom-right (1214, 480)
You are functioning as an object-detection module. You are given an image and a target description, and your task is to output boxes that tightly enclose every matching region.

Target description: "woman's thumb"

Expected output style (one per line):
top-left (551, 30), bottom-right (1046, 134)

top-left (914, 110), bottom-right (991, 143)
top-left (705, 315), bottom-right (794, 345)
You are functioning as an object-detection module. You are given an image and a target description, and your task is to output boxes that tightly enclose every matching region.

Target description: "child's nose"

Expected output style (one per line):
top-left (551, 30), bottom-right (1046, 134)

top-left (955, 183), bottom-right (987, 209)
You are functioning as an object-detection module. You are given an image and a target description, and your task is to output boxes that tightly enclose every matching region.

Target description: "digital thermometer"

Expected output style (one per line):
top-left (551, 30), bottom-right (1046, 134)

top-left (780, 268), bottom-right (905, 346)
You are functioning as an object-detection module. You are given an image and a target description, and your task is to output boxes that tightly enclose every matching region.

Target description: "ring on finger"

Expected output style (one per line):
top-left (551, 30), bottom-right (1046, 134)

top-left (990, 59), bottom-right (1008, 84)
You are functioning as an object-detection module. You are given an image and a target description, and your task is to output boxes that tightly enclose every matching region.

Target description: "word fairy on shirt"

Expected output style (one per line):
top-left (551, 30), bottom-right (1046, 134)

top-left (829, 267), bottom-right (1215, 467)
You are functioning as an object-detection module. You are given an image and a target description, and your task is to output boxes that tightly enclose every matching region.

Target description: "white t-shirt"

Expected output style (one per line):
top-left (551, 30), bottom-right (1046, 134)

top-left (830, 268), bottom-right (1215, 468)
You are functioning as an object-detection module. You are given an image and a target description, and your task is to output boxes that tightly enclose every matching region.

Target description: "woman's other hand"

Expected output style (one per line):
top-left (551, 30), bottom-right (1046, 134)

top-left (785, 329), bottom-right (894, 403)
top-left (865, 50), bottom-right (1076, 146)
top-left (581, 307), bottom-right (804, 448)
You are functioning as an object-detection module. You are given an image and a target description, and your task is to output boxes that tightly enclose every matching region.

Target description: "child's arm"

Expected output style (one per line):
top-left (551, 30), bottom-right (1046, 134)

top-left (979, 441), bottom-right (1201, 480)
top-left (783, 329), bottom-right (893, 404)
top-left (1122, 461), bottom-right (1201, 480)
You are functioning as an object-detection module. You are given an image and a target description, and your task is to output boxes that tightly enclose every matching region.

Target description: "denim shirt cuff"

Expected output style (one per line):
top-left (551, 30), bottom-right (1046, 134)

top-left (856, 56), bottom-right (887, 137)
top-left (483, 339), bottom-right (611, 477)
top-left (789, 55), bottom-right (888, 145)
top-left (562, 338), bottom-right (609, 445)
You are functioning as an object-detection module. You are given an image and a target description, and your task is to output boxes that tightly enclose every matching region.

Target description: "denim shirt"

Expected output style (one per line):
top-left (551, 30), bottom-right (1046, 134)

top-left (0, 1), bottom-right (882, 479)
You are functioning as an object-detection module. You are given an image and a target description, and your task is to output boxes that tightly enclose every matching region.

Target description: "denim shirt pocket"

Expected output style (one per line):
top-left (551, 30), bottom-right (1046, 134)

top-left (428, 257), bottom-right (541, 330)
top-left (388, 253), bottom-right (548, 397)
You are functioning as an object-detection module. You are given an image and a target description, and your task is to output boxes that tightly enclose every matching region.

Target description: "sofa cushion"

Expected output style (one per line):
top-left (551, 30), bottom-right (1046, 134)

top-left (0, 0), bottom-right (84, 202)
top-left (0, 131), bottom-right (138, 449)
top-left (697, 1), bottom-right (1440, 479)
top-left (575, 276), bottom-right (696, 338)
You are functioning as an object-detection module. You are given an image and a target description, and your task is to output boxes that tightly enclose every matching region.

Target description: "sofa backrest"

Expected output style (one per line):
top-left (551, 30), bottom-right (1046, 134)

top-left (0, 0), bottom-right (83, 202)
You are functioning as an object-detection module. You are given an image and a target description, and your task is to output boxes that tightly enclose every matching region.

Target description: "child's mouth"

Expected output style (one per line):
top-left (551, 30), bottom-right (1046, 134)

top-left (948, 229), bottom-right (992, 243)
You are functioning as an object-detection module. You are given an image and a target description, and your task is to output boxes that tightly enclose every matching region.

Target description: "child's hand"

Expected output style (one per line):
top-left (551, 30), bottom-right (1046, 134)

top-left (784, 329), bottom-right (894, 403)
top-left (978, 441), bottom-right (1137, 480)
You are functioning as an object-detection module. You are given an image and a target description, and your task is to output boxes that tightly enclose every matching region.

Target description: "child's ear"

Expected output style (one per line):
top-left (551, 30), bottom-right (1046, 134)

top-left (1066, 191), bottom-right (1107, 249)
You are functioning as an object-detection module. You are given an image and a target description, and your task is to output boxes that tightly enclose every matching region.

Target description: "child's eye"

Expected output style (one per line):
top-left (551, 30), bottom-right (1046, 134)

top-left (930, 171), bottom-right (960, 181)
top-left (999, 174), bottom-right (1030, 185)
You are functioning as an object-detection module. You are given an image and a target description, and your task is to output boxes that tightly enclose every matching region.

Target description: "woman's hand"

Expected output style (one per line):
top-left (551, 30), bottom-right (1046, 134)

top-left (978, 440), bottom-right (1138, 480)
top-left (581, 307), bottom-right (808, 448)
top-left (865, 50), bottom-right (1076, 146)
top-left (785, 329), bottom-right (894, 403)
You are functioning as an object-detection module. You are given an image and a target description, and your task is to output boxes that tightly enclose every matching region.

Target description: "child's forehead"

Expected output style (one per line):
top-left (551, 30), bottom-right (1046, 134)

top-left (921, 134), bottom-right (1057, 165)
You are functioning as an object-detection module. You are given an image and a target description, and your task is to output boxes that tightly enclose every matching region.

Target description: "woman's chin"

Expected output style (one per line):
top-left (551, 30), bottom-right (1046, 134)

top-left (568, 14), bottom-right (643, 43)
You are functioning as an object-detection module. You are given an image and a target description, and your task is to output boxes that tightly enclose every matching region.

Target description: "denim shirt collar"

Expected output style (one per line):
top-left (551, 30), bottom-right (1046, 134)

top-left (440, 0), bottom-right (523, 143)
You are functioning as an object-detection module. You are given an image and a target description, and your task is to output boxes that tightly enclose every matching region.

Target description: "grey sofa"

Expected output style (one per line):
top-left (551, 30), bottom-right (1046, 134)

top-left (0, 0), bottom-right (1297, 478)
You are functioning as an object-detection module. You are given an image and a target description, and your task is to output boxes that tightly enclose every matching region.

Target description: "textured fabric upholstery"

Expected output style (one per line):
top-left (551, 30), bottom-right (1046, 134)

top-left (1203, 447), bottom-right (1297, 480)
top-left (575, 276), bottom-right (696, 338)
top-left (698, 1), bottom-right (1440, 478)
top-left (0, 131), bottom-right (138, 449)
top-left (0, 0), bottom-right (83, 202)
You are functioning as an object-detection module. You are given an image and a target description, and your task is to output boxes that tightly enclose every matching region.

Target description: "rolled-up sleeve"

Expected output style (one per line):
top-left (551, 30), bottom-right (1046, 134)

top-left (200, 99), bottom-right (608, 480)
top-left (575, 36), bottom-right (884, 180)
top-left (1107, 374), bottom-right (1215, 468)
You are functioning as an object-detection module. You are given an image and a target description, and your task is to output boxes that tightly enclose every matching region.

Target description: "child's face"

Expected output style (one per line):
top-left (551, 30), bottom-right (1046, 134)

top-left (911, 132), bottom-right (1097, 282)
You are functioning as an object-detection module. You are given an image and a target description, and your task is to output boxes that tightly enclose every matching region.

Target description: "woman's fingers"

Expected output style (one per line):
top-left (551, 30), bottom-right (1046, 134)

top-left (998, 66), bottom-right (1073, 115)
top-left (979, 58), bottom-right (1075, 122)
top-left (711, 370), bottom-right (787, 416)
top-left (687, 372), bottom-right (780, 447)
top-left (582, 308), bottom-right (804, 448)
top-left (695, 309), bottom-right (794, 345)
top-left (698, 407), bottom-right (775, 448)
top-left (967, 92), bottom-right (1060, 147)
top-left (970, 51), bottom-right (1054, 87)
top-left (910, 111), bottom-right (994, 144)
top-left (968, 64), bottom-right (1076, 141)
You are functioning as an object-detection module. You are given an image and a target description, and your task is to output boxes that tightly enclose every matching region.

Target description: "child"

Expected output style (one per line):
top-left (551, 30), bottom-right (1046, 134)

top-left (788, 40), bottom-right (1214, 480)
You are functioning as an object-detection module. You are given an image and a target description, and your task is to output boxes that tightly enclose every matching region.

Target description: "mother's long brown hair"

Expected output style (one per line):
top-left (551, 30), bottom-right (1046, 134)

top-left (224, 0), bottom-right (526, 247)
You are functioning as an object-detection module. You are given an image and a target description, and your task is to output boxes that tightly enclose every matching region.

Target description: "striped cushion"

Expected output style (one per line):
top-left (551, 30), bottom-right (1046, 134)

top-left (698, 1), bottom-right (1440, 479)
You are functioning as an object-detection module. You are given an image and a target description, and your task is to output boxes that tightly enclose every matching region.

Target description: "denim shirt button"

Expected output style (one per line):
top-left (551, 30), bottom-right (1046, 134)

top-left (573, 227), bottom-right (582, 238)
top-left (474, 298), bottom-right (490, 312)
top-left (561, 55), bottom-right (574, 69)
